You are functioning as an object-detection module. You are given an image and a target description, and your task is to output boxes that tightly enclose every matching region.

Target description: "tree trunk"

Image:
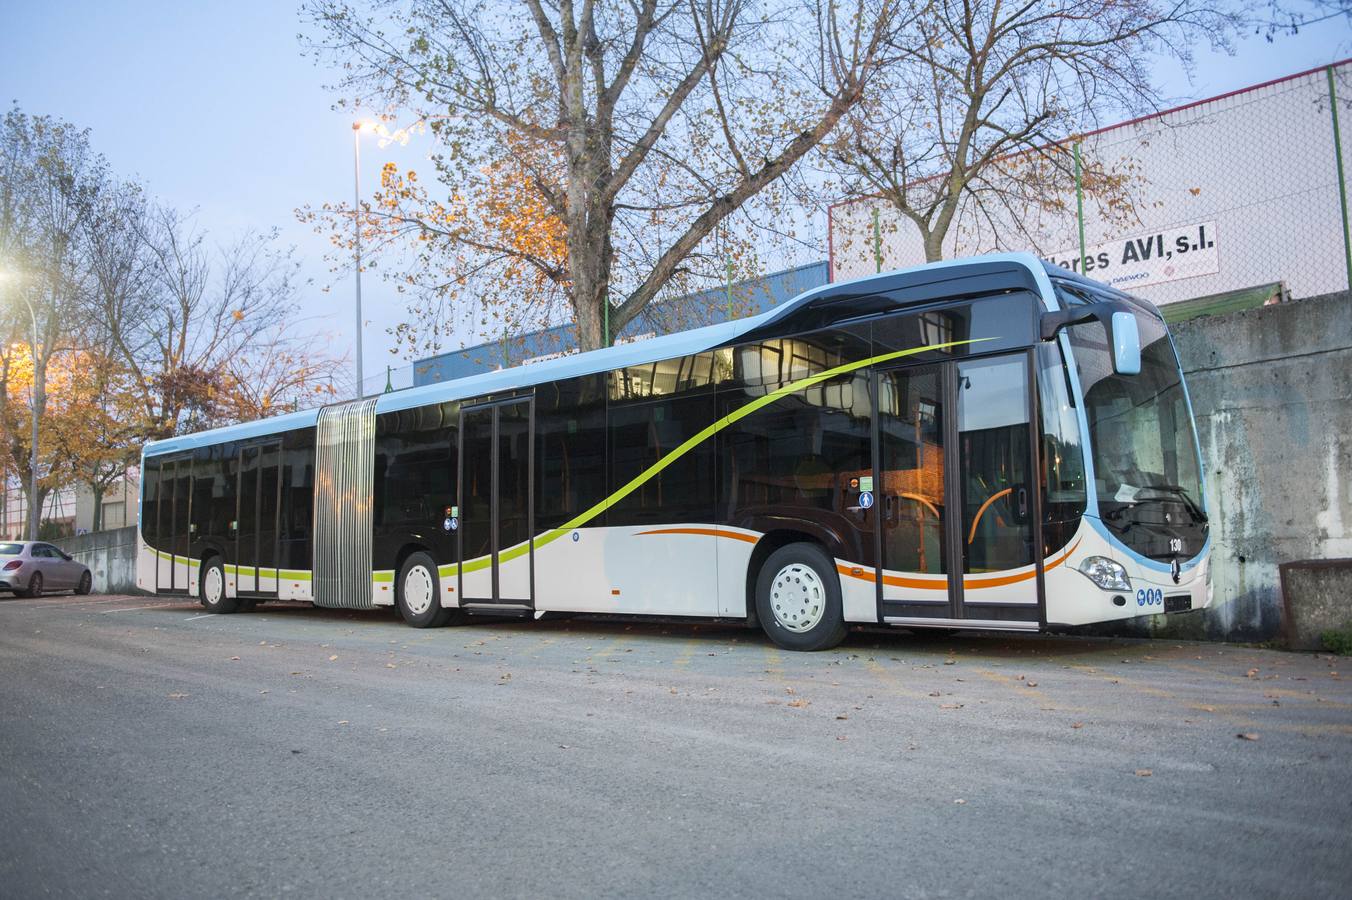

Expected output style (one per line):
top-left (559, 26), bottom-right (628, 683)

top-left (26, 353), bottom-right (48, 541)
top-left (567, 205), bottom-right (617, 352)
top-left (922, 228), bottom-right (945, 263)
top-left (91, 483), bottom-right (105, 533)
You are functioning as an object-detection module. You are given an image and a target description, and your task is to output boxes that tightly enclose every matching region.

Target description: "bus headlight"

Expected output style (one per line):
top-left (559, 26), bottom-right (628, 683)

top-left (1078, 556), bottom-right (1131, 591)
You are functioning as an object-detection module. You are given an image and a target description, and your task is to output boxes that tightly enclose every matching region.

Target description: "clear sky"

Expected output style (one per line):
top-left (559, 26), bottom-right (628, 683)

top-left (2, 0), bottom-right (1348, 387)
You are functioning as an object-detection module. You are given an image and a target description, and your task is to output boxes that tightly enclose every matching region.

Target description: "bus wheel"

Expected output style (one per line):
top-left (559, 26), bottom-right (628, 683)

top-left (755, 542), bottom-right (847, 652)
top-left (396, 552), bottom-right (456, 628)
top-left (200, 558), bottom-right (241, 614)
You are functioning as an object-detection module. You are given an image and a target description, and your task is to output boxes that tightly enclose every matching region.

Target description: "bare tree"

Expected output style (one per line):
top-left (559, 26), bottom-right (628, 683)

top-left (106, 209), bottom-right (321, 436)
top-left (0, 106), bottom-right (106, 535)
top-left (303, 0), bottom-right (909, 351)
top-left (825, 0), bottom-right (1239, 264)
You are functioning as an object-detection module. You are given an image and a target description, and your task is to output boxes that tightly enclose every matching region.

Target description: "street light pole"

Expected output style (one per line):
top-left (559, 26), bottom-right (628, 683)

top-left (352, 122), bottom-right (365, 399)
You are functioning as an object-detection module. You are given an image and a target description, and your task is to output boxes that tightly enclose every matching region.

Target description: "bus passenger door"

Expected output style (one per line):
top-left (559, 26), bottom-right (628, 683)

top-left (154, 455), bottom-right (192, 593)
top-left (874, 353), bottom-right (1041, 628)
top-left (458, 397), bottom-right (534, 609)
top-left (235, 441), bottom-right (282, 597)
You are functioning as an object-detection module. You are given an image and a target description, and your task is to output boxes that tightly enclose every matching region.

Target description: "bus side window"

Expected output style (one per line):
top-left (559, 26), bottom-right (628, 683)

top-left (143, 458), bottom-right (161, 543)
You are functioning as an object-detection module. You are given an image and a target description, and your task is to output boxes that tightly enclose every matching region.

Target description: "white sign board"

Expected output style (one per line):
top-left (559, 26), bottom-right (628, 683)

top-left (1043, 222), bottom-right (1219, 293)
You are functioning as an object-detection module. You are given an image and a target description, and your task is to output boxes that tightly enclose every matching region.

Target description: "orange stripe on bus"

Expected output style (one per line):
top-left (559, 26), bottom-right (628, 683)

top-left (838, 538), bottom-right (1082, 591)
top-left (637, 527), bottom-right (1081, 592)
top-left (637, 527), bottom-right (759, 544)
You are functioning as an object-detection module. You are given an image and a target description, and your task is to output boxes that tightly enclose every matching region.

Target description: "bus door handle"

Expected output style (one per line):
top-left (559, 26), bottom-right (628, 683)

top-left (1017, 487), bottom-right (1028, 520)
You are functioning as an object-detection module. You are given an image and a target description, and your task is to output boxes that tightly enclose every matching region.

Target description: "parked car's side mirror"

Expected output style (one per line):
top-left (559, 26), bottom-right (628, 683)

top-left (61, 552), bottom-right (73, 561)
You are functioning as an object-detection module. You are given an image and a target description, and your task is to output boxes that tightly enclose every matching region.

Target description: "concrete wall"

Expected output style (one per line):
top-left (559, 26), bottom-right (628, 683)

top-left (1116, 290), bottom-right (1352, 641)
top-left (62, 526), bottom-right (143, 595)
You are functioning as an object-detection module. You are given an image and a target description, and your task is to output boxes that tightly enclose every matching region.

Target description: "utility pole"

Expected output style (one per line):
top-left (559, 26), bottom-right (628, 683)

top-left (352, 122), bottom-right (365, 399)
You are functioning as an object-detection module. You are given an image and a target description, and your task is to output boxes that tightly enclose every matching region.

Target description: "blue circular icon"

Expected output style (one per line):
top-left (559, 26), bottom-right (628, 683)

top-left (858, 491), bottom-right (874, 510)
top-left (571, 531), bottom-right (580, 542)
top-left (445, 516), bottom-right (458, 532)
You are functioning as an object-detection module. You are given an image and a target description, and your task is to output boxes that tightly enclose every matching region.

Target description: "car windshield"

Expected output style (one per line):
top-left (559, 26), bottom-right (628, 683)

top-left (1061, 286), bottom-right (1206, 559)
top-left (0, 543), bottom-right (23, 556)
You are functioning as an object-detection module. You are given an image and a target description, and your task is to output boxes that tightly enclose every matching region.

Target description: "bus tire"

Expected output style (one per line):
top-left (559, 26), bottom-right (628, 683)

top-left (199, 558), bottom-right (241, 614)
top-left (396, 552), bottom-right (456, 628)
top-left (755, 542), bottom-right (847, 652)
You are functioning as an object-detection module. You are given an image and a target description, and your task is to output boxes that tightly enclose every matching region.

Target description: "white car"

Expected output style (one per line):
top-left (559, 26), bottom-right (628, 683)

top-left (0, 541), bottom-right (92, 597)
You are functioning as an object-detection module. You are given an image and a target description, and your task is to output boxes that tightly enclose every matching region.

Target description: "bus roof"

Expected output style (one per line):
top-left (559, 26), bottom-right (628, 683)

top-left (143, 252), bottom-right (1059, 458)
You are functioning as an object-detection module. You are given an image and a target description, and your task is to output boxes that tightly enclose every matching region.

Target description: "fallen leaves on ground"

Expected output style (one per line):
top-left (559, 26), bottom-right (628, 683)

top-left (1237, 732), bottom-right (1260, 741)
top-left (1071, 722), bottom-right (1085, 729)
top-left (787, 699), bottom-right (810, 709)
top-left (328, 655), bottom-right (339, 661)
top-left (167, 692), bottom-right (189, 700)
top-left (939, 703), bottom-right (964, 709)
top-left (1135, 769), bottom-right (1153, 777)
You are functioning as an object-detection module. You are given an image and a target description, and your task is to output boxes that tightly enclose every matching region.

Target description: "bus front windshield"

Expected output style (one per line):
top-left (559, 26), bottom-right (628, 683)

top-left (1064, 292), bottom-right (1207, 561)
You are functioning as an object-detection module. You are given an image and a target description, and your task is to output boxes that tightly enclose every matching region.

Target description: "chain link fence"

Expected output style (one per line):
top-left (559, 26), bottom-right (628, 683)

top-left (831, 61), bottom-right (1352, 307)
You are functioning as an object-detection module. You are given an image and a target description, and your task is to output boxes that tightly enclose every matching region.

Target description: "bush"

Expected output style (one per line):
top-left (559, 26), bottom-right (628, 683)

top-left (1320, 627), bottom-right (1352, 656)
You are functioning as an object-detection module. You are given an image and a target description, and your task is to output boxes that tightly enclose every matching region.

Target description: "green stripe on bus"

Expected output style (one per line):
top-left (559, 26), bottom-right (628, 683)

top-left (149, 338), bottom-right (985, 585)
top-left (437, 337), bottom-right (989, 577)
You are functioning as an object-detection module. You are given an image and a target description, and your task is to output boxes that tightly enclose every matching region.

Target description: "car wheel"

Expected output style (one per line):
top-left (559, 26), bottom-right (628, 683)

top-left (22, 571), bottom-right (43, 599)
top-left (76, 571), bottom-right (92, 595)
top-left (396, 552), bottom-right (458, 628)
top-left (199, 558), bottom-right (241, 614)
top-left (754, 542), bottom-right (848, 652)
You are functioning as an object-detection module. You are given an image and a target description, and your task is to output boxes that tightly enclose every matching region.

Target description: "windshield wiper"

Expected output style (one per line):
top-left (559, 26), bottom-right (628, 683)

top-left (1133, 484), bottom-right (1208, 523)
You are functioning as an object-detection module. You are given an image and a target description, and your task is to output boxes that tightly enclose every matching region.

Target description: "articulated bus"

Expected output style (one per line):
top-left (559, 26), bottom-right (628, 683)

top-left (137, 253), bottom-right (1210, 651)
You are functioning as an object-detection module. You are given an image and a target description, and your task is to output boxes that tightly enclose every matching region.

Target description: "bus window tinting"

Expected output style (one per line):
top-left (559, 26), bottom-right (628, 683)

top-left (1035, 341), bottom-right (1087, 553)
top-left (535, 375), bottom-right (608, 532)
top-left (718, 359), bottom-right (873, 563)
top-left (877, 365), bottom-right (946, 575)
top-left (143, 458), bottom-right (160, 542)
top-left (281, 429), bottom-right (315, 571)
top-left (957, 355), bottom-right (1033, 573)
top-left (374, 402), bottom-right (458, 528)
top-left (607, 394), bottom-right (716, 525)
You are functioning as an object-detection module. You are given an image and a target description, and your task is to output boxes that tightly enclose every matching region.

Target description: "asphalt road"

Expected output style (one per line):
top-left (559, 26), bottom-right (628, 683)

top-left (1, 593), bottom-right (1349, 900)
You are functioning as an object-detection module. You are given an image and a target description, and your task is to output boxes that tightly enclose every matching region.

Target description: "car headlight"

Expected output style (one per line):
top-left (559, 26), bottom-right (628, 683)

top-left (1078, 556), bottom-right (1131, 591)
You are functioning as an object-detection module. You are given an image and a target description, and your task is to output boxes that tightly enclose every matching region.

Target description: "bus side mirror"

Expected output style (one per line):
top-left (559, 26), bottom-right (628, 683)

top-left (1110, 311), bottom-right (1141, 376)
top-left (1040, 302), bottom-right (1142, 376)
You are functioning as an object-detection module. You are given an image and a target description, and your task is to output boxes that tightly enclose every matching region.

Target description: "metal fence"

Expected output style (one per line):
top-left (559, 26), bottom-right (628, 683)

top-left (830, 60), bottom-right (1352, 306)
